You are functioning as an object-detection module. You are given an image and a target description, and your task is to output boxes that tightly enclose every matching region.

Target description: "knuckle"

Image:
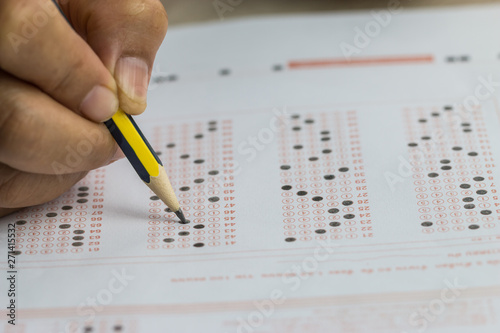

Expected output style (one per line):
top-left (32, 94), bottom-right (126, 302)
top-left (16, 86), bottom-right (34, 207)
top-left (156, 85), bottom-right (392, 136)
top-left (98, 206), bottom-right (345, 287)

top-left (0, 95), bottom-right (23, 152)
top-left (44, 56), bottom-right (85, 98)
top-left (126, 0), bottom-right (168, 34)
top-left (0, 0), bottom-right (29, 26)
top-left (0, 170), bottom-right (24, 208)
top-left (0, 0), bottom-right (37, 56)
top-left (0, 89), bottom-right (44, 165)
top-left (149, 0), bottom-right (168, 34)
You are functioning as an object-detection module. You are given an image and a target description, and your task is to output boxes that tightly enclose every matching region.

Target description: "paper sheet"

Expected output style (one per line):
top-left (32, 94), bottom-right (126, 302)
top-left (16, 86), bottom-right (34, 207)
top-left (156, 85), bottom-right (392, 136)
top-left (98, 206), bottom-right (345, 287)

top-left (2, 4), bottom-right (500, 333)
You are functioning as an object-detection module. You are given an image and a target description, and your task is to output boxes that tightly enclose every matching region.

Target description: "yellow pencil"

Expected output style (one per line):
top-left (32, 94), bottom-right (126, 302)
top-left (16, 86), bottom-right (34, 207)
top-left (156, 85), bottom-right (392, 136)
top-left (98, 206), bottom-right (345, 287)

top-left (105, 109), bottom-right (187, 223)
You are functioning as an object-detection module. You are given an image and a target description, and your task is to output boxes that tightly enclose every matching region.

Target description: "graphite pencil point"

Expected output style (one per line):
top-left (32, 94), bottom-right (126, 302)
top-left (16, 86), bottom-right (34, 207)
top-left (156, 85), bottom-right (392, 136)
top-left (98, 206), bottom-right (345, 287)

top-left (175, 208), bottom-right (189, 224)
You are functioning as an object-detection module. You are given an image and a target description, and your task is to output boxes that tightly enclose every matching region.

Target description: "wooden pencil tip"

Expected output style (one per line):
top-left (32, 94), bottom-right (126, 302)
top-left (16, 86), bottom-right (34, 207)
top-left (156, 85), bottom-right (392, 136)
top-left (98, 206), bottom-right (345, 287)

top-left (146, 166), bottom-right (180, 212)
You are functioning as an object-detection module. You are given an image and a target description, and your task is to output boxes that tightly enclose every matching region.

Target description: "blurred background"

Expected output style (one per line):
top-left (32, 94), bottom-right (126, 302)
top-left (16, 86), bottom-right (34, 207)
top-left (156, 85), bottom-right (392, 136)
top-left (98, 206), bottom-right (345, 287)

top-left (161, 0), bottom-right (498, 26)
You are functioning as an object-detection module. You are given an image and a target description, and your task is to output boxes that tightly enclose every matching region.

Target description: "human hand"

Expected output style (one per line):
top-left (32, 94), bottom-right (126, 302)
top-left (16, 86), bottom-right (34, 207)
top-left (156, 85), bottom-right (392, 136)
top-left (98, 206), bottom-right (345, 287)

top-left (0, 0), bottom-right (168, 217)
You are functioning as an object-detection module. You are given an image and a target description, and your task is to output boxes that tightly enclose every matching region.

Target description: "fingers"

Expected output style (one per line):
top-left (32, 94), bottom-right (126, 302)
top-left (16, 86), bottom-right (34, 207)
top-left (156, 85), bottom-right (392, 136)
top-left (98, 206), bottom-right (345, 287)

top-left (0, 208), bottom-right (20, 218)
top-left (0, 70), bottom-right (120, 174)
top-left (59, 0), bottom-right (168, 115)
top-left (0, 0), bottom-right (118, 122)
top-left (0, 162), bottom-right (87, 210)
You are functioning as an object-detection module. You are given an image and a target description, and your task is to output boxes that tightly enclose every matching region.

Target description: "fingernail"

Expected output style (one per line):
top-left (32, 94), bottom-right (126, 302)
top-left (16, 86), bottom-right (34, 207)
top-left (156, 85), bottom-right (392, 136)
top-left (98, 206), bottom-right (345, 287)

top-left (115, 57), bottom-right (149, 106)
top-left (80, 86), bottom-right (118, 122)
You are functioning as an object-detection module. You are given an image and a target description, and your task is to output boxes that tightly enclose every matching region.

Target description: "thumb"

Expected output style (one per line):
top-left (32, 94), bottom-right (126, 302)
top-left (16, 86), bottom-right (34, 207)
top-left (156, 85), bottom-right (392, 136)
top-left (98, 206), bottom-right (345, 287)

top-left (59, 0), bottom-right (168, 115)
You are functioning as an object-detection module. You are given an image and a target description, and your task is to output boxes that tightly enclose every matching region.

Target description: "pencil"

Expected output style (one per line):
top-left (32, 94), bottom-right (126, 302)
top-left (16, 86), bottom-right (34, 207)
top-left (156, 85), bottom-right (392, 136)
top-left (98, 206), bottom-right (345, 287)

top-left (104, 110), bottom-right (188, 224)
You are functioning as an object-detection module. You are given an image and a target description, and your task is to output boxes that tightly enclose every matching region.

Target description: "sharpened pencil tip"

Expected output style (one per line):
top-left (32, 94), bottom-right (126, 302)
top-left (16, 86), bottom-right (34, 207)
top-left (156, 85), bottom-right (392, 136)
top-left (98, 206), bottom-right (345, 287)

top-left (175, 208), bottom-right (189, 224)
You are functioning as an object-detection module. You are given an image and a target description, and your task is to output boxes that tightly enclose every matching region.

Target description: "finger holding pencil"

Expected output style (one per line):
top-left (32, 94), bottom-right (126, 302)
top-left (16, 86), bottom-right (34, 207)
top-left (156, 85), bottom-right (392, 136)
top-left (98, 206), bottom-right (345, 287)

top-left (56, 0), bottom-right (187, 223)
top-left (0, 0), bottom-right (184, 220)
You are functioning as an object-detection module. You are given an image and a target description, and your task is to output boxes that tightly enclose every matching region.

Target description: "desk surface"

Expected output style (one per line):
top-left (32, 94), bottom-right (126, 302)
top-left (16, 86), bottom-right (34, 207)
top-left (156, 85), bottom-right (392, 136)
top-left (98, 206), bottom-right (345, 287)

top-left (162, 0), bottom-right (499, 26)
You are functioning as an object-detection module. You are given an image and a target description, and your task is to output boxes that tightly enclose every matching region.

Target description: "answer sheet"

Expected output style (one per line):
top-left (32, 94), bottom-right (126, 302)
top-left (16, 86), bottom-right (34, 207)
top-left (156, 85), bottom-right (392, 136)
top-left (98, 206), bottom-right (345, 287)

top-left (2, 4), bottom-right (500, 333)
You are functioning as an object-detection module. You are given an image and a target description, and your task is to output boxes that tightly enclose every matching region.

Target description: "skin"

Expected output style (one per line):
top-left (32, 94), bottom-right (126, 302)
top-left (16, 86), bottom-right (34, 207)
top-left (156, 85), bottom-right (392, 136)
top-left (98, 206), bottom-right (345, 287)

top-left (0, 0), bottom-right (168, 217)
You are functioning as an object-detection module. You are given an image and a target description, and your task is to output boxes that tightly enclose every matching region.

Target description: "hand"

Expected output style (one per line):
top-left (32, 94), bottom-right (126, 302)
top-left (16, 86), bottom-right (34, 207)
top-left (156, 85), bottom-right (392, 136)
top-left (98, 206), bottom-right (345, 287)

top-left (0, 0), bottom-right (168, 217)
